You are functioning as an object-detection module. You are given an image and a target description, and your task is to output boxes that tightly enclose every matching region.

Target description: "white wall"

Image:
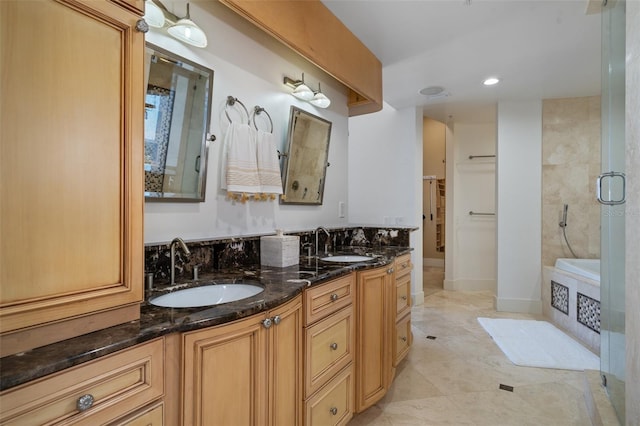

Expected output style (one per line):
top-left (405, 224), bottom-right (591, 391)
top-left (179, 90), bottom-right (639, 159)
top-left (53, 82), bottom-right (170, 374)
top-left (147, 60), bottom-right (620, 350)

top-left (144, 2), bottom-right (349, 244)
top-left (496, 100), bottom-right (542, 313)
top-left (444, 123), bottom-right (497, 291)
top-left (348, 103), bottom-right (424, 304)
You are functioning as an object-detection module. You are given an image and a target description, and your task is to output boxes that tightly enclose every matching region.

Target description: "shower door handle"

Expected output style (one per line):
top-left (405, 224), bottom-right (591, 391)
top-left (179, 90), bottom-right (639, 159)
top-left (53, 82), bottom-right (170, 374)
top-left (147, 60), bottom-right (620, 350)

top-left (596, 172), bottom-right (626, 205)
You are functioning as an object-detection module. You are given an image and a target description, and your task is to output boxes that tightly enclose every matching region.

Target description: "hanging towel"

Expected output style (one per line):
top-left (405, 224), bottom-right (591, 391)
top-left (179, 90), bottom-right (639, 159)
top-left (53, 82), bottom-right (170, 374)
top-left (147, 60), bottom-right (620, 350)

top-left (256, 129), bottom-right (283, 195)
top-left (223, 122), bottom-right (261, 195)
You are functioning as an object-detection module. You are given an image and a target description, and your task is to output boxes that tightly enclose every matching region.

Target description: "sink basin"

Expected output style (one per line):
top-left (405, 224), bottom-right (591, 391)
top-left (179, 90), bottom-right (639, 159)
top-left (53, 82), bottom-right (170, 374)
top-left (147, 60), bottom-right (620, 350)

top-left (149, 284), bottom-right (264, 308)
top-left (319, 255), bottom-right (375, 263)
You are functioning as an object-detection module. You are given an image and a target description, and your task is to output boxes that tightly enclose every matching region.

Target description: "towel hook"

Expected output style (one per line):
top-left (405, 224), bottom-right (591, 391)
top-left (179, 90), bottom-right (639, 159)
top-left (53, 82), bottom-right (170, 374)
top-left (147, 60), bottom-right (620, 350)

top-left (251, 106), bottom-right (274, 133)
top-left (225, 96), bottom-right (250, 124)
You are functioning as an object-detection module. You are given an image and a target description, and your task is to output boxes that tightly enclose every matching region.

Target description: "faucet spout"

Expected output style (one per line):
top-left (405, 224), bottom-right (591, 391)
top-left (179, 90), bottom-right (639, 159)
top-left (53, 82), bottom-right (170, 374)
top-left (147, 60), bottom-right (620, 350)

top-left (315, 227), bottom-right (330, 256)
top-left (170, 237), bottom-right (191, 286)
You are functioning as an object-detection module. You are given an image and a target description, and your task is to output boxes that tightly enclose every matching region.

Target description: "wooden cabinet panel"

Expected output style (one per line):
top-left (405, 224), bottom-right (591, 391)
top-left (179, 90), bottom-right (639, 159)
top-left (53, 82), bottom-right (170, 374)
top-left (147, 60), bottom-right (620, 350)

top-left (305, 306), bottom-right (354, 397)
top-left (394, 314), bottom-right (412, 367)
top-left (305, 365), bottom-right (354, 426)
top-left (304, 274), bottom-right (355, 326)
top-left (0, 338), bottom-right (164, 426)
top-left (0, 0), bottom-right (144, 352)
top-left (110, 402), bottom-right (164, 426)
top-left (355, 266), bottom-right (392, 412)
top-left (182, 314), bottom-right (267, 426)
top-left (182, 296), bottom-right (302, 426)
top-left (268, 296), bottom-right (303, 426)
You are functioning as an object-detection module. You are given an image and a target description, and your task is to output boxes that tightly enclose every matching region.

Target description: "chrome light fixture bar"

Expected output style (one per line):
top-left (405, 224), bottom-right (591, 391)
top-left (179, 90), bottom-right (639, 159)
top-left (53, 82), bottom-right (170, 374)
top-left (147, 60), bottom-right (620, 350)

top-left (284, 74), bottom-right (331, 108)
top-left (144, 0), bottom-right (208, 48)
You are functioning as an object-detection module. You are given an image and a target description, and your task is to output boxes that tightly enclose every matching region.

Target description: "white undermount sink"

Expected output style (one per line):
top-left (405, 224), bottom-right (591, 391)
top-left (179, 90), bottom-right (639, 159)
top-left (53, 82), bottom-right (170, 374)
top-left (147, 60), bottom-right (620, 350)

top-left (319, 255), bottom-right (375, 263)
top-left (149, 284), bottom-right (264, 308)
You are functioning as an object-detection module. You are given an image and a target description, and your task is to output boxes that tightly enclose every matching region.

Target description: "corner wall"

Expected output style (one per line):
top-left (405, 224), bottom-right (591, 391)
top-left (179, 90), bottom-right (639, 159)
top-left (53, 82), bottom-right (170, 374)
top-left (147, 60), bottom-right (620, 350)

top-left (496, 101), bottom-right (542, 314)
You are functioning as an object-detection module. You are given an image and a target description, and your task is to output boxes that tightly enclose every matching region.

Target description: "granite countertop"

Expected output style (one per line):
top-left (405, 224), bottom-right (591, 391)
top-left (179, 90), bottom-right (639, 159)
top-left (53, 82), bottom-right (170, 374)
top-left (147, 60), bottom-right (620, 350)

top-left (0, 246), bottom-right (411, 391)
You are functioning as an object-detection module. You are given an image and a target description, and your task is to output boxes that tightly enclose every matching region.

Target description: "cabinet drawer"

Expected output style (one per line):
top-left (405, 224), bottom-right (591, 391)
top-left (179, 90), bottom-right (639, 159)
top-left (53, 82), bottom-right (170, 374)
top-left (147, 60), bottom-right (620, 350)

top-left (0, 338), bottom-right (164, 426)
top-left (393, 314), bottom-right (412, 367)
top-left (394, 254), bottom-right (412, 279)
top-left (395, 272), bottom-right (412, 319)
top-left (110, 401), bottom-right (164, 426)
top-left (305, 365), bottom-right (354, 426)
top-left (304, 274), bottom-right (355, 325)
top-left (305, 307), bottom-right (354, 397)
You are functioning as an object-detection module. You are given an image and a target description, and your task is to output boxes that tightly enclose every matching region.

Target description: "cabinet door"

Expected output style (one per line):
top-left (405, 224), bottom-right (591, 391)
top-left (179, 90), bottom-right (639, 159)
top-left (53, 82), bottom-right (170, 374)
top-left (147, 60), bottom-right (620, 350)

top-left (183, 315), bottom-right (268, 426)
top-left (0, 0), bottom-right (144, 347)
top-left (355, 266), bottom-right (392, 412)
top-left (268, 296), bottom-right (303, 426)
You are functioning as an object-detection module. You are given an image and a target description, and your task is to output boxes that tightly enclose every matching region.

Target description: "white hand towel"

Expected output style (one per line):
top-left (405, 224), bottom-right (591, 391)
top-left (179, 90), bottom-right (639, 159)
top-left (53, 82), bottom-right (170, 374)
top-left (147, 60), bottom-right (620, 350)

top-left (256, 130), bottom-right (283, 195)
top-left (223, 122), bottom-right (260, 194)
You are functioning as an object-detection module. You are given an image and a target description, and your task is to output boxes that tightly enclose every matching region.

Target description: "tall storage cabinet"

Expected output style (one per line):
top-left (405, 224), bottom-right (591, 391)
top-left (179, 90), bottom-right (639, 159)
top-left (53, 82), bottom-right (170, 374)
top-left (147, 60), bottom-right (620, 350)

top-left (0, 0), bottom-right (145, 355)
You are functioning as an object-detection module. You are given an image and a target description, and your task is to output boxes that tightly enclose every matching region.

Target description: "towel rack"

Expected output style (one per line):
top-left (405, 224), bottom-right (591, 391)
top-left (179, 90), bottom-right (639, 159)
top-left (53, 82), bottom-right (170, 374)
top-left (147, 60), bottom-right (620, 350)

top-left (469, 211), bottom-right (495, 216)
top-left (251, 106), bottom-right (274, 133)
top-left (468, 154), bottom-right (495, 160)
top-left (225, 96), bottom-right (250, 124)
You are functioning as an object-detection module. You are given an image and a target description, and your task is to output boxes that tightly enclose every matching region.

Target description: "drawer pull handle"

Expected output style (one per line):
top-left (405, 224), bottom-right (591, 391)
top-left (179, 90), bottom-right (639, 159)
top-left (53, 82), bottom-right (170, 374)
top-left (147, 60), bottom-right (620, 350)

top-left (330, 293), bottom-right (339, 302)
top-left (77, 394), bottom-right (95, 412)
top-left (387, 268), bottom-right (394, 274)
top-left (272, 315), bottom-right (281, 325)
top-left (329, 407), bottom-right (338, 416)
top-left (401, 296), bottom-right (407, 301)
top-left (262, 318), bottom-right (272, 329)
top-left (401, 336), bottom-right (407, 342)
top-left (330, 342), bottom-right (338, 350)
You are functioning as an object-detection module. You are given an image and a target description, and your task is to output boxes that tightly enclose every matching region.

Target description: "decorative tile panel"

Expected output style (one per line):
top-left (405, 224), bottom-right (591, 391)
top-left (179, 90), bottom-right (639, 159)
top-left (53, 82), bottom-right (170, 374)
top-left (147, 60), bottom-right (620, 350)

top-left (551, 280), bottom-right (569, 315)
top-left (577, 292), bottom-right (600, 333)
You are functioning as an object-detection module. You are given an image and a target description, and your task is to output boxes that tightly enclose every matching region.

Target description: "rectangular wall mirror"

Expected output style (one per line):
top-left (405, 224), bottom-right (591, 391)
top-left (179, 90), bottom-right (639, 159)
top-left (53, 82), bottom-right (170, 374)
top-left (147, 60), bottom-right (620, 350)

top-left (281, 107), bottom-right (332, 205)
top-left (144, 43), bottom-right (213, 202)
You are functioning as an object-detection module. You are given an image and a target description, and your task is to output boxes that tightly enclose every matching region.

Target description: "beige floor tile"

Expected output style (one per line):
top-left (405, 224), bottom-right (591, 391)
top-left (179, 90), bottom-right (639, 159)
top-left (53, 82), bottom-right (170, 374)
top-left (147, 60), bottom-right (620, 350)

top-left (348, 278), bottom-right (596, 425)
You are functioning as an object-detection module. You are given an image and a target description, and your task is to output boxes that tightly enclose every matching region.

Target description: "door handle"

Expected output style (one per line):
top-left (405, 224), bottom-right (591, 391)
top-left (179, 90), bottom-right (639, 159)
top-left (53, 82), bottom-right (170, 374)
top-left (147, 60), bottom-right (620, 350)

top-left (596, 172), bottom-right (626, 205)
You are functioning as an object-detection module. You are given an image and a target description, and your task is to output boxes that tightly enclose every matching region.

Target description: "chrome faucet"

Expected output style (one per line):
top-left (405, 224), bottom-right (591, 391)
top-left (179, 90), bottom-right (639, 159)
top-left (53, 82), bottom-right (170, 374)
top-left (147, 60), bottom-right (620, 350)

top-left (170, 237), bottom-right (191, 286)
top-left (315, 227), bottom-right (330, 256)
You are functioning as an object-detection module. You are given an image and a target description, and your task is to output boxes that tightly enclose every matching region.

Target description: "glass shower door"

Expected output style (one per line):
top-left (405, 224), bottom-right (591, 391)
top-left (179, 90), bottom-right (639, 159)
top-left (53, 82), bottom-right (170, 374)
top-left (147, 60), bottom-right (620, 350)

top-left (599, 0), bottom-right (626, 423)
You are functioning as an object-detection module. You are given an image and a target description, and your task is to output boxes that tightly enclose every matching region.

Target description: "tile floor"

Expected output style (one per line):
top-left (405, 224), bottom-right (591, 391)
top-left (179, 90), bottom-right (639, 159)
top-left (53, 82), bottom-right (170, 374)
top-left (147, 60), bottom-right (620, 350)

top-left (348, 266), bottom-right (593, 426)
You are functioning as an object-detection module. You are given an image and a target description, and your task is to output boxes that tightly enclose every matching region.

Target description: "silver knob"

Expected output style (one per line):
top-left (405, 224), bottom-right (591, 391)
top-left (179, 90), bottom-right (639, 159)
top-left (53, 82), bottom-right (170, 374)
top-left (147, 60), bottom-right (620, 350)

top-left (77, 394), bottom-right (94, 412)
top-left (401, 336), bottom-right (407, 342)
top-left (330, 293), bottom-right (339, 302)
top-left (401, 296), bottom-right (407, 301)
top-left (135, 19), bottom-right (149, 33)
top-left (387, 268), bottom-right (394, 274)
top-left (329, 407), bottom-right (338, 415)
top-left (262, 318), bottom-right (272, 329)
top-left (272, 315), bottom-right (281, 325)
top-left (330, 342), bottom-right (338, 350)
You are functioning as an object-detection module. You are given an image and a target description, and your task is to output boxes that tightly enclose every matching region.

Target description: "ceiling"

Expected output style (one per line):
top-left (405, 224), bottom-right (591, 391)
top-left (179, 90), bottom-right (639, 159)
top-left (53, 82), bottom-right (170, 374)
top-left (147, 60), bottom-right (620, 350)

top-left (322, 0), bottom-right (602, 123)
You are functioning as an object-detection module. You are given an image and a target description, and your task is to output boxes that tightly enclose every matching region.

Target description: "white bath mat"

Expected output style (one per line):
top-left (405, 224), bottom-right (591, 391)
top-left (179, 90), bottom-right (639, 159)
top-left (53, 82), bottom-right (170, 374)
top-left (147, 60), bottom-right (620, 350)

top-left (477, 317), bottom-right (600, 371)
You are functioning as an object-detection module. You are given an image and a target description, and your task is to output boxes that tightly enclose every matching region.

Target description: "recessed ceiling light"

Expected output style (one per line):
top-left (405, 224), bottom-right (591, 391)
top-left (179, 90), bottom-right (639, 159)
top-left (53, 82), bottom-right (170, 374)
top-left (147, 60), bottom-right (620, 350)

top-left (419, 86), bottom-right (450, 99)
top-left (483, 77), bottom-right (500, 86)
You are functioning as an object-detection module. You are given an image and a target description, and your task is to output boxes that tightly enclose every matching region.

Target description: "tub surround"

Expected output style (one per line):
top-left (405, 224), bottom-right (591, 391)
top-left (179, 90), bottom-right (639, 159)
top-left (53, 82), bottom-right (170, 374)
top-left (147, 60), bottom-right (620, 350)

top-left (0, 229), bottom-right (412, 391)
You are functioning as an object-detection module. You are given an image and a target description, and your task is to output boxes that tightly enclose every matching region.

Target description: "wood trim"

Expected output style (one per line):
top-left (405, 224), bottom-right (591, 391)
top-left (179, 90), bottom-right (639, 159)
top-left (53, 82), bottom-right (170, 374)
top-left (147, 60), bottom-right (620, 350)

top-left (218, 0), bottom-right (382, 116)
top-left (0, 303), bottom-right (139, 358)
top-left (163, 333), bottom-right (182, 426)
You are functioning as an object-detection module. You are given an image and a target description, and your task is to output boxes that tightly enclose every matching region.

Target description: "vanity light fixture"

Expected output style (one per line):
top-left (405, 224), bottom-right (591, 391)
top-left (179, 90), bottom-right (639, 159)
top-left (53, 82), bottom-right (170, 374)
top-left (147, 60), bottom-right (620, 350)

top-left (483, 77), bottom-right (500, 86)
top-left (284, 74), bottom-right (331, 108)
top-left (144, 0), bottom-right (208, 48)
top-left (309, 83), bottom-right (331, 108)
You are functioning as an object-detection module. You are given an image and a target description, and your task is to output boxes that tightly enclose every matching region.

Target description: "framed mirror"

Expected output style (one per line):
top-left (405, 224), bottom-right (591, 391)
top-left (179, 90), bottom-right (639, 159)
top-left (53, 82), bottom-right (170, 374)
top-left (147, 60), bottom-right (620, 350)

top-left (281, 107), bottom-right (332, 205)
top-left (144, 43), bottom-right (213, 202)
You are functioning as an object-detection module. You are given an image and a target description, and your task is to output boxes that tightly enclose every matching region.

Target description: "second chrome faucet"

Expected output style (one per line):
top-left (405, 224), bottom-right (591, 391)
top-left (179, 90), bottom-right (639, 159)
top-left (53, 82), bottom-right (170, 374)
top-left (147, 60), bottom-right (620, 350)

top-left (170, 237), bottom-right (191, 286)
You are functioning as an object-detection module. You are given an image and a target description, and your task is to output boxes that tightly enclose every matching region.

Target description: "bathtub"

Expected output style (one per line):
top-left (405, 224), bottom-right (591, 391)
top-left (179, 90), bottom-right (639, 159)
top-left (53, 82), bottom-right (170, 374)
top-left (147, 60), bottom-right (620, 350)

top-left (554, 258), bottom-right (600, 283)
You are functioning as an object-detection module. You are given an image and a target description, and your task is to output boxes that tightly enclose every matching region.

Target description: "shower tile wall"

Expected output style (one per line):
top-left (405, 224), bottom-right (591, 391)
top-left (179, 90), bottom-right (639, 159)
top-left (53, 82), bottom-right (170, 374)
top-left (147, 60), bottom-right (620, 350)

top-left (541, 96), bottom-right (601, 267)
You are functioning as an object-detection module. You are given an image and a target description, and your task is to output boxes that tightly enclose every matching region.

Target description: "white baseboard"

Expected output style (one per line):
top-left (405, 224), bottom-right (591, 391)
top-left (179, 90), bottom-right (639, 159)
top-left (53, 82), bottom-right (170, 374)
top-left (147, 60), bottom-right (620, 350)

top-left (494, 296), bottom-right (542, 314)
top-left (443, 279), bottom-right (496, 292)
top-left (423, 258), bottom-right (445, 267)
top-left (412, 290), bottom-right (425, 306)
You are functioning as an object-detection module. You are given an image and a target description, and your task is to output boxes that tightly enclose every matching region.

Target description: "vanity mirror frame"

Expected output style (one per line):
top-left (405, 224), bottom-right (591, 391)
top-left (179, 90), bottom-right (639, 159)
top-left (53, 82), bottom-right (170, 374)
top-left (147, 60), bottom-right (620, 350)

top-left (144, 43), bottom-right (214, 202)
top-left (281, 106), bottom-right (332, 205)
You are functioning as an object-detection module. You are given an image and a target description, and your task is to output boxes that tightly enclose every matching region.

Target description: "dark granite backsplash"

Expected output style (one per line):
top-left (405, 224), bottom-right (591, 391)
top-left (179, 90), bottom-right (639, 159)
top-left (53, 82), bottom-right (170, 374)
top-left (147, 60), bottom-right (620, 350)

top-left (145, 226), bottom-right (413, 286)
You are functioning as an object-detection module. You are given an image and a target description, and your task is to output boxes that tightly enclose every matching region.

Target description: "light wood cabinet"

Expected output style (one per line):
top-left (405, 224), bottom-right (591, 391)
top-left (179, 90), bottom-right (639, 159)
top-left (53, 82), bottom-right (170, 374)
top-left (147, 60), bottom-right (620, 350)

top-left (110, 402), bottom-right (164, 426)
top-left (182, 295), bottom-right (303, 426)
top-left (303, 274), bottom-right (356, 426)
top-left (0, 0), bottom-right (145, 356)
top-left (393, 254), bottom-right (413, 368)
top-left (0, 338), bottom-right (164, 425)
top-left (354, 265), bottom-right (394, 412)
